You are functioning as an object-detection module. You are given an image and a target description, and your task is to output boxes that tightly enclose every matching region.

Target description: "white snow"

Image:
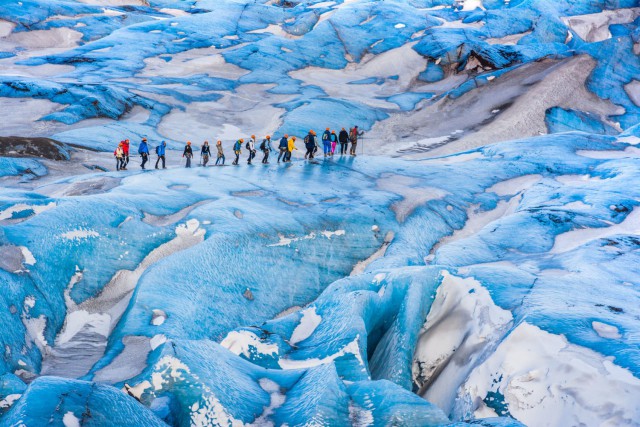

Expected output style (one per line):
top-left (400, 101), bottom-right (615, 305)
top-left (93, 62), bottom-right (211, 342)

top-left (220, 330), bottom-right (279, 358)
top-left (62, 412), bottom-right (81, 427)
top-left (0, 394), bottom-right (21, 409)
top-left (0, 202), bottom-right (56, 221)
top-left (19, 246), bottom-right (36, 265)
top-left (150, 334), bottom-right (167, 350)
top-left (61, 229), bottom-right (100, 240)
top-left (152, 309), bottom-right (167, 326)
top-left (551, 207), bottom-right (640, 254)
top-left (289, 307), bottom-right (322, 345)
top-left (56, 310), bottom-right (111, 345)
top-left (561, 8), bottom-right (640, 43)
top-left (268, 229), bottom-right (345, 247)
top-left (254, 378), bottom-right (286, 426)
top-left (278, 335), bottom-right (365, 371)
top-left (592, 321), bottom-right (622, 339)
top-left (577, 146), bottom-right (640, 159)
top-left (350, 231), bottom-right (394, 275)
top-left (414, 272), bottom-right (513, 414)
top-left (460, 322), bottom-right (640, 426)
top-left (377, 175), bottom-right (448, 222)
top-left (486, 174), bottom-right (542, 196)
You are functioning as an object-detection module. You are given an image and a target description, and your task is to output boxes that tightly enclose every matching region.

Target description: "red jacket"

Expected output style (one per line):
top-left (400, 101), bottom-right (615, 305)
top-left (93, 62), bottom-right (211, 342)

top-left (122, 141), bottom-right (130, 155)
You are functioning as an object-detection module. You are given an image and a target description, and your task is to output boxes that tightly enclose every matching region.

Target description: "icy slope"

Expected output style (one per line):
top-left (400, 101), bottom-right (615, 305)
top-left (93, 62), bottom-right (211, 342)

top-left (0, 0), bottom-right (639, 154)
top-left (1, 129), bottom-right (639, 425)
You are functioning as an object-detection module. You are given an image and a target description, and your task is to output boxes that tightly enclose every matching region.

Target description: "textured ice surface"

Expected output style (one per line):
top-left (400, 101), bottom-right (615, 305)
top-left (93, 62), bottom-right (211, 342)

top-left (0, 0), bottom-right (639, 155)
top-left (0, 130), bottom-right (639, 425)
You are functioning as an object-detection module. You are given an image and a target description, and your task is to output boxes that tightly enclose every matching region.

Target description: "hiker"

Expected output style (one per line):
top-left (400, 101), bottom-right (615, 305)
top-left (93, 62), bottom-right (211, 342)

top-left (233, 139), bottom-right (243, 165)
top-left (304, 130), bottom-right (316, 159)
top-left (215, 140), bottom-right (225, 165)
top-left (183, 141), bottom-right (193, 168)
top-left (349, 126), bottom-right (363, 156)
top-left (247, 135), bottom-right (256, 165)
top-left (330, 130), bottom-right (338, 155)
top-left (122, 139), bottom-right (130, 170)
top-left (155, 140), bottom-right (166, 169)
top-left (278, 134), bottom-right (288, 163)
top-left (322, 128), bottom-right (331, 157)
top-left (339, 128), bottom-right (349, 155)
top-left (138, 138), bottom-right (149, 169)
top-left (201, 141), bottom-right (211, 166)
top-left (114, 142), bottom-right (124, 171)
top-left (260, 135), bottom-right (273, 164)
top-left (285, 136), bottom-right (297, 162)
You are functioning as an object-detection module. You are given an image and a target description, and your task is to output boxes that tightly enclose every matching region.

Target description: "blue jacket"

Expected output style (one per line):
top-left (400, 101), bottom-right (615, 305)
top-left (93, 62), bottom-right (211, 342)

top-left (138, 141), bottom-right (149, 154)
top-left (156, 142), bottom-right (166, 156)
top-left (279, 137), bottom-right (288, 149)
top-left (322, 130), bottom-right (331, 142)
top-left (233, 140), bottom-right (242, 151)
top-left (262, 139), bottom-right (273, 151)
top-left (330, 132), bottom-right (338, 142)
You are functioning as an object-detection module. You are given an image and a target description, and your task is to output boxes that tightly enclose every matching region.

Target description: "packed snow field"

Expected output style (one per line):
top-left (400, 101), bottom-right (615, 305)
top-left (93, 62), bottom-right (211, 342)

top-left (2, 0), bottom-right (640, 426)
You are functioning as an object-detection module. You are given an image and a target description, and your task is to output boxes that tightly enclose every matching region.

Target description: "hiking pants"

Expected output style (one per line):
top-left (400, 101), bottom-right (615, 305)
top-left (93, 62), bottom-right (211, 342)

top-left (155, 155), bottom-right (165, 169)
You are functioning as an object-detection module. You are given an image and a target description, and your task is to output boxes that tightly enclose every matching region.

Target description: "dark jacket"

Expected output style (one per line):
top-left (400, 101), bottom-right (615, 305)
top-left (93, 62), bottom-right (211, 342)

top-left (338, 130), bottom-right (349, 143)
top-left (183, 145), bottom-right (193, 157)
top-left (279, 137), bottom-right (288, 149)
top-left (201, 144), bottom-right (211, 155)
top-left (305, 134), bottom-right (316, 150)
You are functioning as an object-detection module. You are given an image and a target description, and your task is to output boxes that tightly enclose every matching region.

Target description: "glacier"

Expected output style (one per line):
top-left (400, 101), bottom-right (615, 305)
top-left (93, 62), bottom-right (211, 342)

top-left (1, 0), bottom-right (640, 426)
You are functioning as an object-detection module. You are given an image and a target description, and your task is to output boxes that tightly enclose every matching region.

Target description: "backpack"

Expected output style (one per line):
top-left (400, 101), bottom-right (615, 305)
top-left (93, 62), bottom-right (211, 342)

top-left (349, 131), bottom-right (356, 143)
top-left (155, 145), bottom-right (159, 155)
top-left (260, 140), bottom-right (266, 151)
top-left (304, 135), bottom-right (309, 144)
top-left (245, 141), bottom-right (250, 150)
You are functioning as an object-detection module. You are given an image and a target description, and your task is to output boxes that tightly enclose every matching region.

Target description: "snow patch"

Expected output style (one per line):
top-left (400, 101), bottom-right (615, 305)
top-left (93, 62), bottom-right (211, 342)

top-left (459, 322), bottom-right (640, 426)
top-left (62, 412), bottom-right (80, 427)
top-left (289, 307), bottom-right (322, 345)
top-left (61, 229), bottom-right (100, 240)
top-left (592, 321), bottom-right (621, 339)
top-left (220, 330), bottom-right (279, 358)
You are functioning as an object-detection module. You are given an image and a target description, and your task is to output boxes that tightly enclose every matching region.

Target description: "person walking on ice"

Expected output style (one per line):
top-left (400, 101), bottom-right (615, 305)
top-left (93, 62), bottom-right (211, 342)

top-left (330, 130), bottom-right (338, 156)
top-left (215, 140), bottom-right (225, 165)
top-left (247, 135), bottom-right (256, 165)
top-left (286, 136), bottom-right (297, 162)
top-left (122, 139), bottom-right (130, 170)
top-left (322, 128), bottom-right (331, 157)
top-left (183, 141), bottom-right (194, 168)
top-left (339, 128), bottom-right (349, 155)
top-left (260, 135), bottom-right (273, 164)
top-left (114, 142), bottom-right (124, 171)
top-left (278, 134), bottom-right (288, 163)
top-left (155, 140), bottom-right (166, 169)
top-left (201, 141), bottom-right (211, 166)
top-left (349, 125), bottom-right (363, 156)
top-left (233, 139), bottom-right (243, 165)
top-left (138, 137), bottom-right (149, 169)
top-left (304, 130), bottom-right (317, 160)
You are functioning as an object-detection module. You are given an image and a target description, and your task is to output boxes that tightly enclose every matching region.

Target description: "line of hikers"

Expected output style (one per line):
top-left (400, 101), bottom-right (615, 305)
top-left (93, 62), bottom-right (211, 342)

top-left (113, 127), bottom-right (364, 170)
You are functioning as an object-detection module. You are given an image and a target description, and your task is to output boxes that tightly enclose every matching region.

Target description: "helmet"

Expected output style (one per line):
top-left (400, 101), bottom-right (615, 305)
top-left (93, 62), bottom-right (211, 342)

top-left (240, 139), bottom-right (244, 142)
top-left (187, 141), bottom-right (191, 145)
top-left (251, 134), bottom-right (255, 138)
top-left (125, 139), bottom-right (130, 142)
top-left (326, 127), bottom-right (329, 130)
top-left (118, 142), bottom-right (123, 146)
top-left (284, 134), bottom-right (288, 137)
top-left (217, 140), bottom-right (221, 143)
top-left (341, 127), bottom-right (345, 130)
top-left (266, 135), bottom-right (270, 139)
top-left (292, 136), bottom-right (296, 140)
top-left (142, 138), bottom-right (147, 142)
